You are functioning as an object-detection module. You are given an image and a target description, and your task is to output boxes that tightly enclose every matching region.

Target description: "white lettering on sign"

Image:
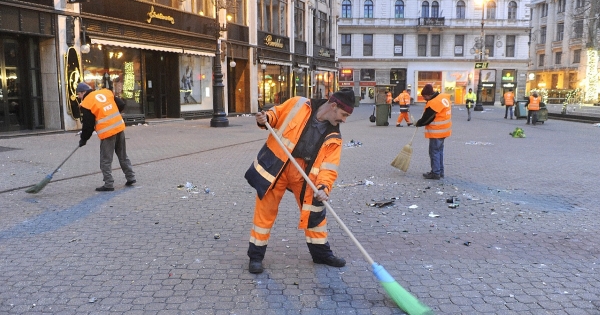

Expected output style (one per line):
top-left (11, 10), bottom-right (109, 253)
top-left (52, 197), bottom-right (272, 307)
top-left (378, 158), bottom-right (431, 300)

top-left (103, 104), bottom-right (113, 112)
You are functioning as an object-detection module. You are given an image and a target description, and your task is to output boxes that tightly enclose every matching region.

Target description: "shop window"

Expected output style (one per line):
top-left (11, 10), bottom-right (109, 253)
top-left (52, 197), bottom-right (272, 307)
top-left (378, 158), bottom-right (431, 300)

top-left (360, 69), bottom-right (374, 81)
top-left (180, 55), bottom-right (213, 107)
top-left (339, 69), bottom-right (353, 81)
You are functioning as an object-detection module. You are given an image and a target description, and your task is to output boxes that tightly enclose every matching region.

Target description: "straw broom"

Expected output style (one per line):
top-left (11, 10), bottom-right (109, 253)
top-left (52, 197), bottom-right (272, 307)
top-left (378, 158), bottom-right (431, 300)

top-left (25, 146), bottom-right (79, 194)
top-left (264, 121), bottom-right (433, 315)
top-left (391, 127), bottom-right (418, 172)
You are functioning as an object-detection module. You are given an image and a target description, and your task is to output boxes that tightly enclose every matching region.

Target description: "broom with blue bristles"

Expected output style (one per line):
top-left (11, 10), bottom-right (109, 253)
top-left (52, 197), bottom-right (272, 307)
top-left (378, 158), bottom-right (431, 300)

top-left (25, 146), bottom-right (79, 194)
top-left (265, 121), bottom-right (433, 315)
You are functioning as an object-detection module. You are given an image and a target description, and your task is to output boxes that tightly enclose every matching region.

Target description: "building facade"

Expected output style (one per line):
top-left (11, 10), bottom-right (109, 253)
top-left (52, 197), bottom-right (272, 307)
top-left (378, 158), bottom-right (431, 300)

top-left (1, 0), bottom-right (340, 134)
top-left (338, 0), bottom-right (531, 105)
top-left (527, 0), bottom-right (600, 105)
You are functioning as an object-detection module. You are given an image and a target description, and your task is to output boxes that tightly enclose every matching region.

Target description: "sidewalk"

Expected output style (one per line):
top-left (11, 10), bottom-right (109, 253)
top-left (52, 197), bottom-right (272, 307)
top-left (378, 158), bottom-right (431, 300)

top-left (1, 104), bottom-right (599, 314)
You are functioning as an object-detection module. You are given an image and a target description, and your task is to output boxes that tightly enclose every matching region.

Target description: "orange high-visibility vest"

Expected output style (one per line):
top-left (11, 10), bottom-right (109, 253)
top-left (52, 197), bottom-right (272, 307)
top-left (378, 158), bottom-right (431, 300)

top-left (424, 93), bottom-right (452, 139)
top-left (79, 89), bottom-right (125, 140)
top-left (394, 91), bottom-right (411, 105)
top-left (245, 96), bottom-right (342, 229)
top-left (528, 96), bottom-right (540, 111)
top-left (504, 92), bottom-right (515, 106)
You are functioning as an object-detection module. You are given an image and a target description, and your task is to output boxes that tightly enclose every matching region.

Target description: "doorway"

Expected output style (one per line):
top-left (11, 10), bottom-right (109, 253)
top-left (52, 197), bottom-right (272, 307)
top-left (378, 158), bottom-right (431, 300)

top-left (144, 51), bottom-right (179, 119)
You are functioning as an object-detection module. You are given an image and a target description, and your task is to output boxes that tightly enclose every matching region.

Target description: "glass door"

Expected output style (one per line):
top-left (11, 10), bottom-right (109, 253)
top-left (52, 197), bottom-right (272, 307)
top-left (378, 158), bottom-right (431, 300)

top-left (0, 38), bottom-right (23, 131)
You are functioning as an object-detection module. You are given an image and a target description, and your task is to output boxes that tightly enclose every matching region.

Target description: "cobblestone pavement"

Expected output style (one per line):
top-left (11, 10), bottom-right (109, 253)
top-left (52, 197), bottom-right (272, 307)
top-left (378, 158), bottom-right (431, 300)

top-left (1, 104), bottom-right (599, 314)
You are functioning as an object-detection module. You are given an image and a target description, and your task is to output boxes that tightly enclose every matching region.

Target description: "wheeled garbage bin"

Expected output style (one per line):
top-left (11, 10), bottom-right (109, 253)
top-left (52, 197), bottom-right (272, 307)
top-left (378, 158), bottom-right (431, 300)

top-left (514, 101), bottom-right (528, 119)
top-left (375, 103), bottom-right (390, 126)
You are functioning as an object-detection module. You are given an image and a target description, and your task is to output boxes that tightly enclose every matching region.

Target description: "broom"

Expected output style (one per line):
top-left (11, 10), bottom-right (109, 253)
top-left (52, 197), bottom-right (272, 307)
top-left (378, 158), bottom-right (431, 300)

top-left (25, 146), bottom-right (80, 194)
top-left (264, 121), bottom-right (433, 315)
top-left (391, 127), bottom-right (418, 172)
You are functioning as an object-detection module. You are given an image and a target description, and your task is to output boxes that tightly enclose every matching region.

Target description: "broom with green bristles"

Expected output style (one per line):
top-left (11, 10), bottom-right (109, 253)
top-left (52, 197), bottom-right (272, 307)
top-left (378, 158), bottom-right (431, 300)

top-left (265, 121), bottom-right (433, 315)
top-left (25, 146), bottom-right (80, 194)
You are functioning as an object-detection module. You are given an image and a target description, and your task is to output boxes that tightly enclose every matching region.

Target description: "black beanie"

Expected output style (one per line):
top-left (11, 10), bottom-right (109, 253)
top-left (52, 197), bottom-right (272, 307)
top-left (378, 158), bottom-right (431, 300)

top-left (328, 89), bottom-right (355, 114)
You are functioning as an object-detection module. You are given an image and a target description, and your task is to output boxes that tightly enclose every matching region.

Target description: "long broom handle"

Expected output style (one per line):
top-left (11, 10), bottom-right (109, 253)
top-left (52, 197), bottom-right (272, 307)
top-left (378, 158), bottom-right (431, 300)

top-left (408, 127), bottom-right (418, 144)
top-left (50, 146), bottom-right (79, 176)
top-left (265, 122), bottom-right (376, 266)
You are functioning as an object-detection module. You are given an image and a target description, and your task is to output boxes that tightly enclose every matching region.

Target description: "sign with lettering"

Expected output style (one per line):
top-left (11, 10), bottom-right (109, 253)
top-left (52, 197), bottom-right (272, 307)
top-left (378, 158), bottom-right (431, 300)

top-left (147, 6), bottom-right (175, 24)
top-left (264, 35), bottom-right (284, 48)
top-left (475, 62), bottom-right (489, 69)
top-left (258, 32), bottom-right (289, 50)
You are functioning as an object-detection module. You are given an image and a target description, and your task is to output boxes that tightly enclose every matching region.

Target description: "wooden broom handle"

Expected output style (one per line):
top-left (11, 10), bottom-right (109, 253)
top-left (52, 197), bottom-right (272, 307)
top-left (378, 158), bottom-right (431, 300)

top-left (264, 121), bottom-right (376, 266)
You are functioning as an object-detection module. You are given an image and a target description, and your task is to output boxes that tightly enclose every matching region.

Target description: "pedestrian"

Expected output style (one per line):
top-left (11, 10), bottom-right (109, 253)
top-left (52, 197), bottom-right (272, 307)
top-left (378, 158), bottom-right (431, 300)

top-left (526, 91), bottom-right (541, 125)
top-left (394, 89), bottom-right (413, 127)
top-left (244, 89), bottom-right (355, 274)
top-left (76, 83), bottom-right (136, 191)
top-left (415, 84), bottom-right (452, 180)
top-left (503, 88), bottom-right (515, 119)
top-left (465, 88), bottom-right (476, 121)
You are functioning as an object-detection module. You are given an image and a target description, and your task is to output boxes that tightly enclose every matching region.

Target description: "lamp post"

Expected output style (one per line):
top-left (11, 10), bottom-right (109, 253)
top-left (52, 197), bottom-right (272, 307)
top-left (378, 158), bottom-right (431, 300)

top-left (210, 4), bottom-right (229, 127)
top-left (473, 0), bottom-right (487, 112)
top-left (261, 63), bottom-right (266, 110)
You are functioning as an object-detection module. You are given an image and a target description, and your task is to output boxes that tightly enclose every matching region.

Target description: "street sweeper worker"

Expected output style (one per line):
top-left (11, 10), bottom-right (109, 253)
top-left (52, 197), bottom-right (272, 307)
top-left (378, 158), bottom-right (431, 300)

top-left (503, 88), bottom-right (515, 119)
top-left (414, 84), bottom-right (452, 180)
top-left (244, 89), bottom-right (355, 274)
top-left (394, 89), bottom-right (413, 127)
top-left (525, 91), bottom-right (541, 125)
top-left (76, 82), bottom-right (136, 192)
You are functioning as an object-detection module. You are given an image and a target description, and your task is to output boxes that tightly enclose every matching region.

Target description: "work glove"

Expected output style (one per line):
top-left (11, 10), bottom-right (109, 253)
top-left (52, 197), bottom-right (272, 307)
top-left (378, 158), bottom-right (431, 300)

top-left (79, 139), bottom-right (87, 147)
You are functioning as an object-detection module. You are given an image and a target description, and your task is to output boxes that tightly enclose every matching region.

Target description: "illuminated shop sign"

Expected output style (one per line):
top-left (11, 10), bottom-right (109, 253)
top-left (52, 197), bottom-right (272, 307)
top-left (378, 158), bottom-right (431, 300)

top-left (147, 6), bottom-right (175, 24)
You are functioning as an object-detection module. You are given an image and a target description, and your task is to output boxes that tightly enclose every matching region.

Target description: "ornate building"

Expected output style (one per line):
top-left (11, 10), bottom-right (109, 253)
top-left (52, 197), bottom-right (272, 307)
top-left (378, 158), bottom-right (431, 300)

top-left (338, 0), bottom-right (531, 105)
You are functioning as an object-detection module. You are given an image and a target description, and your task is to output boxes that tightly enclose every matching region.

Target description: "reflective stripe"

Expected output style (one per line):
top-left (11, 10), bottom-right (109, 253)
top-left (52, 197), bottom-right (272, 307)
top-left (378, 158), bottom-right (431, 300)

top-left (97, 111), bottom-right (121, 124)
top-left (310, 167), bottom-right (319, 176)
top-left (430, 118), bottom-right (451, 126)
top-left (274, 97), bottom-right (308, 138)
top-left (252, 225), bottom-right (271, 235)
top-left (249, 236), bottom-right (269, 246)
top-left (280, 135), bottom-right (294, 151)
top-left (303, 204), bottom-right (324, 213)
top-left (307, 224), bottom-right (328, 233)
top-left (305, 236), bottom-right (327, 244)
top-left (254, 159), bottom-right (276, 182)
top-left (426, 128), bottom-right (451, 134)
top-left (320, 162), bottom-right (338, 171)
top-left (97, 119), bottom-right (124, 136)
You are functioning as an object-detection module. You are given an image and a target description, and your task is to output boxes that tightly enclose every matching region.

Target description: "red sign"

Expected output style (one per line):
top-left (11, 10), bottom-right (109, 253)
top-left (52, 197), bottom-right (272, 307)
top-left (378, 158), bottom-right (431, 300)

top-left (359, 81), bottom-right (376, 86)
top-left (340, 82), bottom-right (354, 86)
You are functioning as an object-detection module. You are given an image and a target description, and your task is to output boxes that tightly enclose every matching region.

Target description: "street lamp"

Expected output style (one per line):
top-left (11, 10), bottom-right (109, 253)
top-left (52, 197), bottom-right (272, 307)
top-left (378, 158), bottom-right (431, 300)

top-left (261, 63), bottom-right (266, 110)
top-left (473, 0), bottom-right (488, 112)
top-left (210, 2), bottom-right (229, 127)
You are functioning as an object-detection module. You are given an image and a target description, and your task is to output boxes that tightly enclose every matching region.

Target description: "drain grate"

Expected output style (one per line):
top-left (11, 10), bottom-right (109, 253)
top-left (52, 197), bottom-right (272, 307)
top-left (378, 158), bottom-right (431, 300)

top-left (0, 146), bottom-right (20, 153)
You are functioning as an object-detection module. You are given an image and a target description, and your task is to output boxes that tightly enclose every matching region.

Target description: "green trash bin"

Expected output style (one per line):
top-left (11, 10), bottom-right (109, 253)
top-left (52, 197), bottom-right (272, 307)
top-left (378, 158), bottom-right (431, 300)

top-left (375, 104), bottom-right (390, 126)
top-left (515, 101), bottom-right (527, 119)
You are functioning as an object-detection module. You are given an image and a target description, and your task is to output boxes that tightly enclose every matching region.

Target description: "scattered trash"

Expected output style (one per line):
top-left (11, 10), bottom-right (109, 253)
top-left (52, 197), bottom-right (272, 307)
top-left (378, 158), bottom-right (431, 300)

top-left (509, 127), bottom-right (525, 138)
top-left (177, 182), bottom-right (198, 192)
top-left (344, 139), bottom-right (363, 148)
top-left (214, 233), bottom-right (220, 239)
top-left (436, 191), bottom-right (444, 195)
top-left (594, 123), bottom-right (600, 127)
top-left (464, 241), bottom-right (471, 246)
top-left (448, 204), bottom-right (459, 209)
top-left (367, 197), bottom-right (398, 208)
top-left (446, 196), bottom-right (458, 203)
top-left (204, 187), bottom-right (210, 194)
top-left (408, 205), bottom-right (418, 209)
top-left (364, 180), bottom-right (374, 186)
top-left (465, 141), bottom-right (494, 145)
top-left (89, 297), bottom-right (97, 303)
top-left (428, 212), bottom-right (440, 218)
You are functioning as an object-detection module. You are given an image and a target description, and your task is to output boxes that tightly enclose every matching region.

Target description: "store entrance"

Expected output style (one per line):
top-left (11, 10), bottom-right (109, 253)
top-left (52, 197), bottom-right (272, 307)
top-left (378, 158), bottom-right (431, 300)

top-left (144, 51), bottom-right (178, 119)
top-left (0, 38), bottom-right (25, 131)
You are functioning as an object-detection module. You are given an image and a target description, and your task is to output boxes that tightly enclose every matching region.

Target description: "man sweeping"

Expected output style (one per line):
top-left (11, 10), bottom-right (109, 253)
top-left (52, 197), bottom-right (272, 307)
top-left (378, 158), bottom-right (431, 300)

top-left (244, 89), bottom-right (355, 274)
top-left (415, 84), bottom-right (452, 180)
top-left (76, 83), bottom-right (136, 191)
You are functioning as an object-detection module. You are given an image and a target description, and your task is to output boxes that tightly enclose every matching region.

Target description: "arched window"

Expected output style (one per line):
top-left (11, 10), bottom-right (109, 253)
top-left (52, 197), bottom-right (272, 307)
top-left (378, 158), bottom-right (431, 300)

top-left (456, 0), bottom-right (465, 19)
top-left (507, 1), bottom-right (517, 20)
top-left (342, 0), bottom-right (352, 18)
top-left (421, 1), bottom-right (429, 18)
top-left (431, 1), bottom-right (439, 18)
top-left (486, 1), bottom-right (496, 19)
top-left (395, 0), bottom-right (404, 18)
top-left (364, 0), bottom-right (373, 18)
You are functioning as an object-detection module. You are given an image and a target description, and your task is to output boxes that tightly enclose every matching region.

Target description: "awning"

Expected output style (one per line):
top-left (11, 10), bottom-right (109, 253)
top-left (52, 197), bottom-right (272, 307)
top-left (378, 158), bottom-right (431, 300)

top-left (316, 66), bottom-right (338, 72)
top-left (261, 59), bottom-right (293, 66)
top-left (297, 63), bottom-right (311, 68)
top-left (183, 49), bottom-right (215, 57)
top-left (90, 38), bottom-right (183, 54)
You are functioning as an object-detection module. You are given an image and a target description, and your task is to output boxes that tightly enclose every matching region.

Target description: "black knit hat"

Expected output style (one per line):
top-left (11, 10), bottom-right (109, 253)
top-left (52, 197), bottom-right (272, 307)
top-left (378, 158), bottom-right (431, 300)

top-left (421, 84), bottom-right (435, 96)
top-left (328, 89), bottom-right (355, 114)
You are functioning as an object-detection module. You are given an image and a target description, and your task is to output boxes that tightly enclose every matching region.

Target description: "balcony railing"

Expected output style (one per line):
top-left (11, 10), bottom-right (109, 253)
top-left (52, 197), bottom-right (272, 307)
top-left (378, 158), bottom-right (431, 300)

top-left (418, 17), bottom-right (445, 26)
